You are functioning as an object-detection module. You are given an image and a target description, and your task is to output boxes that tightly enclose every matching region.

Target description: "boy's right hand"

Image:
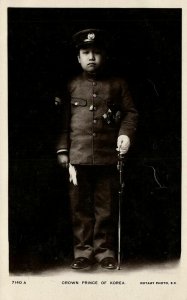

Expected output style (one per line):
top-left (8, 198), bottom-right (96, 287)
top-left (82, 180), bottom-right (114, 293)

top-left (57, 154), bottom-right (69, 168)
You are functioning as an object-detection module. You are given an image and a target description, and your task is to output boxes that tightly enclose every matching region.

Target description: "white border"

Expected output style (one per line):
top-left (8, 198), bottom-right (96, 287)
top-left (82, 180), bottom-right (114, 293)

top-left (0, 1), bottom-right (186, 299)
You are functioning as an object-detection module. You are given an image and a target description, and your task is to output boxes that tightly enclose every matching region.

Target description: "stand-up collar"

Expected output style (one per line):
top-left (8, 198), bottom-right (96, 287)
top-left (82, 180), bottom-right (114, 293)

top-left (82, 70), bottom-right (106, 81)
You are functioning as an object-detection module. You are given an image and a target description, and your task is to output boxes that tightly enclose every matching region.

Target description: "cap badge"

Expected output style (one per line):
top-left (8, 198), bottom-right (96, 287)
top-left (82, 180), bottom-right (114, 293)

top-left (87, 33), bottom-right (95, 41)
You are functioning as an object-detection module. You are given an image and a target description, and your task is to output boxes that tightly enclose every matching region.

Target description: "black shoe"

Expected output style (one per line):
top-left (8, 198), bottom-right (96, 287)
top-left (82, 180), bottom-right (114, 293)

top-left (71, 257), bottom-right (92, 270)
top-left (100, 257), bottom-right (117, 270)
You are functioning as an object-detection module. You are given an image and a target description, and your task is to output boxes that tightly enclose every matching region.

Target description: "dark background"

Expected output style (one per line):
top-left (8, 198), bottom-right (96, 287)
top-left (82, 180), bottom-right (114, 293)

top-left (8, 8), bottom-right (181, 272)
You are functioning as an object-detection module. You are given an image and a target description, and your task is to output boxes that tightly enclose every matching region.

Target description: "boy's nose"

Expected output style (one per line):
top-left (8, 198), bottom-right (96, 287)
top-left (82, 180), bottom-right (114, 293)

top-left (89, 52), bottom-right (95, 60)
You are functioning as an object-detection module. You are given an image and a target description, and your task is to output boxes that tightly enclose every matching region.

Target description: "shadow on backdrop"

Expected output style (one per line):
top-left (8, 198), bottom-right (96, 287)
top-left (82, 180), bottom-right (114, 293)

top-left (8, 8), bottom-right (181, 273)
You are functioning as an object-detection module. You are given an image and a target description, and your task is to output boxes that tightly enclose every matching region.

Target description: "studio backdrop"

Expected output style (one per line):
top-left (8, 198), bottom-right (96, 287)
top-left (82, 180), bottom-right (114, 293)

top-left (8, 8), bottom-right (181, 272)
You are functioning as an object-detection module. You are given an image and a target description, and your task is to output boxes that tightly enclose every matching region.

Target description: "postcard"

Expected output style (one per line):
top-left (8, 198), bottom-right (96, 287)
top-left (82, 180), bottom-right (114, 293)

top-left (0, 1), bottom-right (186, 299)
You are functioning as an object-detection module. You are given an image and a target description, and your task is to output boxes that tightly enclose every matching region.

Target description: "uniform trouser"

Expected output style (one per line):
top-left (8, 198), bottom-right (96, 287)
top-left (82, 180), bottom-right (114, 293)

top-left (69, 165), bottom-right (118, 262)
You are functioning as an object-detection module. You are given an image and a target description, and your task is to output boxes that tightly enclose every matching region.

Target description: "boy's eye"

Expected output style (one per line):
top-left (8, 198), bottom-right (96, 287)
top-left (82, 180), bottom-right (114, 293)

top-left (94, 51), bottom-right (101, 55)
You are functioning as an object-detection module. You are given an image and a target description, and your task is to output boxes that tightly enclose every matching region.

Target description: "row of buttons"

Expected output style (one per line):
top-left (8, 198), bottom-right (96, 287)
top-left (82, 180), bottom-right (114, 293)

top-left (92, 82), bottom-right (97, 137)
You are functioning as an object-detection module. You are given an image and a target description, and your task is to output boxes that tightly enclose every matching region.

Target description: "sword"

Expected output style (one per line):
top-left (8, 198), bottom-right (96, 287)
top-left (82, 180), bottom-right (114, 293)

top-left (117, 149), bottom-right (125, 270)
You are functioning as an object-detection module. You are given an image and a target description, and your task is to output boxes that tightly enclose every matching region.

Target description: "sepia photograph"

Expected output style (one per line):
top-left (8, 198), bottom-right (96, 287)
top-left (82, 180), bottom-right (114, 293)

top-left (0, 1), bottom-right (186, 299)
top-left (8, 6), bottom-right (181, 273)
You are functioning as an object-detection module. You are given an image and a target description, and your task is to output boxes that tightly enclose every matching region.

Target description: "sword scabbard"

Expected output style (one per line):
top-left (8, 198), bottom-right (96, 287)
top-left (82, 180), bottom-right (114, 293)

top-left (117, 152), bottom-right (125, 270)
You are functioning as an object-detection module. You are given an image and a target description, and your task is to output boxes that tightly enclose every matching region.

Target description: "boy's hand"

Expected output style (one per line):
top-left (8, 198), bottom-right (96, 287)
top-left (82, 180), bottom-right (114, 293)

top-left (117, 135), bottom-right (130, 154)
top-left (57, 154), bottom-right (69, 168)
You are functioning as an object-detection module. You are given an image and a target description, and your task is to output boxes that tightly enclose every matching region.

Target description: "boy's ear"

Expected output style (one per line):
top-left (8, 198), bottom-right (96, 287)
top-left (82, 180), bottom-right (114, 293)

top-left (77, 55), bottom-right (81, 64)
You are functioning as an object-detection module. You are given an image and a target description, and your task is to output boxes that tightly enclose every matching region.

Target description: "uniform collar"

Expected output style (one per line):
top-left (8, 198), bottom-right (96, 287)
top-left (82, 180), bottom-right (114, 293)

top-left (82, 70), bottom-right (105, 81)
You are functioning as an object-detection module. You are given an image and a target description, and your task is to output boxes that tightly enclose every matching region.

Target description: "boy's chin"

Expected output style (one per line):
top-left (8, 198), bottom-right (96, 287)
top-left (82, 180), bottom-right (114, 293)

top-left (85, 67), bottom-right (100, 73)
top-left (86, 67), bottom-right (97, 72)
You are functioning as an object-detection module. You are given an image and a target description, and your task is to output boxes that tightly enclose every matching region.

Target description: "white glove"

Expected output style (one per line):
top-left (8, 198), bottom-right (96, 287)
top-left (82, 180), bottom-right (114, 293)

top-left (69, 163), bottom-right (78, 186)
top-left (117, 135), bottom-right (130, 154)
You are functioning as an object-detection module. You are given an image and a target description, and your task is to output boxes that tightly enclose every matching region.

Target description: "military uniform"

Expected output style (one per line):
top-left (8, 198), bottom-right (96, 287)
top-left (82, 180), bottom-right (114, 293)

top-left (56, 29), bottom-right (138, 267)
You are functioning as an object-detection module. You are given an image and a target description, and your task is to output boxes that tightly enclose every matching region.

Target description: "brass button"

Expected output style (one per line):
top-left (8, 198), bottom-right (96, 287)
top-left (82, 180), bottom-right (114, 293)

top-left (93, 133), bottom-right (96, 137)
top-left (93, 119), bottom-right (97, 124)
top-left (93, 93), bottom-right (97, 98)
top-left (89, 105), bottom-right (94, 111)
top-left (92, 82), bottom-right (97, 86)
top-left (74, 101), bottom-right (78, 106)
top-left (89, 105), bottom-right (96, 111)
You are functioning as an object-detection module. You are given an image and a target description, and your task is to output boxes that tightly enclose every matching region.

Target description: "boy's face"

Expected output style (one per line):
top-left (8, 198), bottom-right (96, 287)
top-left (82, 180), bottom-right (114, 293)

top-left (77, 46), bottom-right (106, 73)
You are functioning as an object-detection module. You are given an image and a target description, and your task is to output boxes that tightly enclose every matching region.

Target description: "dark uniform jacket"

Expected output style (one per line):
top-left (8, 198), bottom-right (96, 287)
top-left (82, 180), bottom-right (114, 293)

top-left (57, 71), bottom-right (138, 165)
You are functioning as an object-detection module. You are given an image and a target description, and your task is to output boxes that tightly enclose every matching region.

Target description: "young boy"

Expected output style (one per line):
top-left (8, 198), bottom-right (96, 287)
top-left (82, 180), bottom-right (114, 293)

top-left (56, 29), bottom-right (138, 270)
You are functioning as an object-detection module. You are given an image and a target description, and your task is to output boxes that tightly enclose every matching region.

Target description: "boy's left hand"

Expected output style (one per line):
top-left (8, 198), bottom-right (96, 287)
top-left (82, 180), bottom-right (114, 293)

top-left (117, 135), bottom-right (130, 154)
